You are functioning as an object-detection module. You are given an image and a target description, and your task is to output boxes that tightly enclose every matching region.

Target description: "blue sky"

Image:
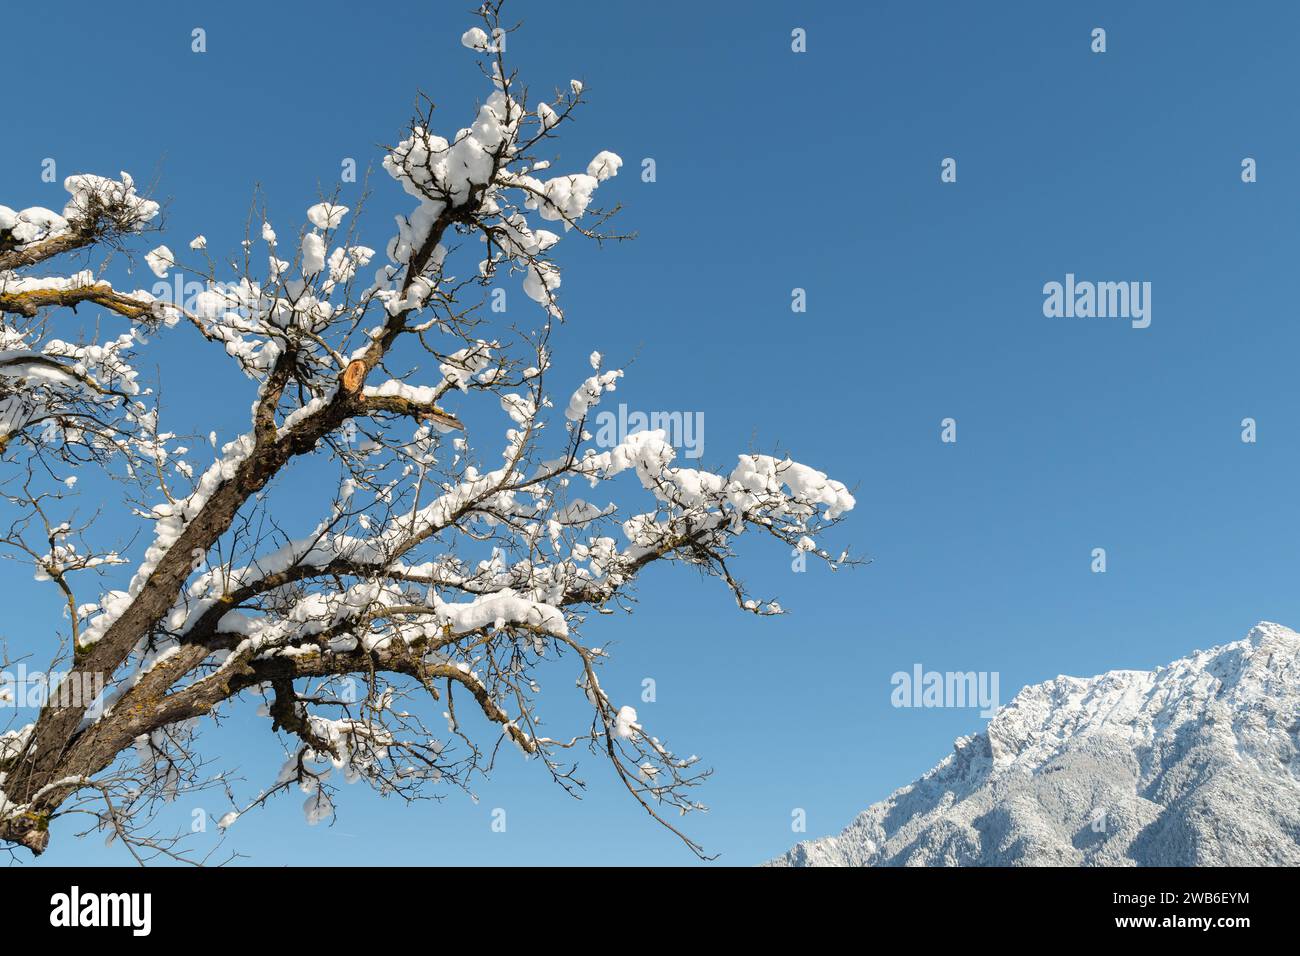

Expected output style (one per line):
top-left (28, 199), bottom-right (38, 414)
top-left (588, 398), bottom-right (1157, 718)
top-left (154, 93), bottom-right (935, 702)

top-left (4, 0), bottom-right (1300, 865)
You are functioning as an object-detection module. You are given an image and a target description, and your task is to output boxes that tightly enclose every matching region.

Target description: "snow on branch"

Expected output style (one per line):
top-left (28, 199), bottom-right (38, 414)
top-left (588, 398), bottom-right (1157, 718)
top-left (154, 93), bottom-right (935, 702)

top-left (0, 1), bottom-right (856, 863)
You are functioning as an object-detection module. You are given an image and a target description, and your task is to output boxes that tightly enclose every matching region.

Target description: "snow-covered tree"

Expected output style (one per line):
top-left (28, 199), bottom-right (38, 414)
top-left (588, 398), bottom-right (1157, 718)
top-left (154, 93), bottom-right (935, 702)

top-left (0, 3), bottom-right (854, 860)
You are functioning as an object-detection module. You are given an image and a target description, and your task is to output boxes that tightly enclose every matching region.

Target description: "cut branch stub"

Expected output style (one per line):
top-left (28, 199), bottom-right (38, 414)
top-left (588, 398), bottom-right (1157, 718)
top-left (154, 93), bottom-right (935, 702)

top-left (341, 360), bottom-right (367, 394)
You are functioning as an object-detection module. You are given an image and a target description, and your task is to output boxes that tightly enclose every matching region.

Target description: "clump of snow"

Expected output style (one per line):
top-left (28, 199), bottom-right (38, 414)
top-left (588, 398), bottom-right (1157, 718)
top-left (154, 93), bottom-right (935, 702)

top-left (2, 173), bottom-right (158, 251)
top-left (307, 203), bottom-right (348, 230)
top-left (614, 705), bottom-right (639, 738)
top-left (144, 246), bottom-right (175, 278)
top-left (587, 151), bottom-right (622, 181)
top-left (301, 233), bottom-right (326, 275)
top-left (461, 26), bottom-right (490, 50)
top-left (565, 369), bottom-right (623, 421)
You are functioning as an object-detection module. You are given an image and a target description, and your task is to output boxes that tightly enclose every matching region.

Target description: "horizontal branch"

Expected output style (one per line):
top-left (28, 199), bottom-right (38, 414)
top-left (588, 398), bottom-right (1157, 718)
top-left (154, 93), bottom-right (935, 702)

top-left (359, 392), bottom-right (464, 431)
top-left (0, 285), bottom-right (155, 320)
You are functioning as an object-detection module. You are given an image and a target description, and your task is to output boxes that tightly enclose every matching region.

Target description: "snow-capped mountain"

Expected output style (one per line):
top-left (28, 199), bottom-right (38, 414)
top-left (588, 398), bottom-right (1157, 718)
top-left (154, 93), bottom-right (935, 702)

top-left (772, 622), bottom-right (1300, 866)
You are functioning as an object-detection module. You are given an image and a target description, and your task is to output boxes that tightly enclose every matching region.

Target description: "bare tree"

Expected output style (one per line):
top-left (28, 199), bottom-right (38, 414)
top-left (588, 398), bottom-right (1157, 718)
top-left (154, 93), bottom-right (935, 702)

top-left (0, 2), bottom-right (855, 862)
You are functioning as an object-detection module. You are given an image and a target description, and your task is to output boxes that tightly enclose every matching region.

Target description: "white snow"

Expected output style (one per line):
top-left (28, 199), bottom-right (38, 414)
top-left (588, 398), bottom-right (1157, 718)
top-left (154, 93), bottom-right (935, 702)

top-left (306, 203), bottom-right (349, 230)
top-left (301, 233), bottom-right (326, 275)
top-left (461, 26), bottom-right (490, 50)
top-left (614, 705), bottom-right (639, 738)
top-left (587, 151), bottom-right (622, 181)
top-left (144, 245), bottom-right (174, 278)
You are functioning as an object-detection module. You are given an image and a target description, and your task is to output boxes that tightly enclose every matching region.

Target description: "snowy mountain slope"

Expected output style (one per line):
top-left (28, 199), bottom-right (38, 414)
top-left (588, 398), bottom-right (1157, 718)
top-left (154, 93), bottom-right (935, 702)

top-left (771, 622), bottom-right (1300, 866)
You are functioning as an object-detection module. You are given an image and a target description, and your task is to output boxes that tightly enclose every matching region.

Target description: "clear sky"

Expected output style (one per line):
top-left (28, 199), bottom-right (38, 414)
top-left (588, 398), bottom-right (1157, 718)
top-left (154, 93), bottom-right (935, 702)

top-left (4, 0), bottom-right (1300, 866)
